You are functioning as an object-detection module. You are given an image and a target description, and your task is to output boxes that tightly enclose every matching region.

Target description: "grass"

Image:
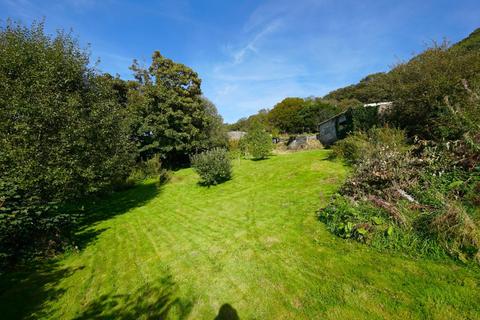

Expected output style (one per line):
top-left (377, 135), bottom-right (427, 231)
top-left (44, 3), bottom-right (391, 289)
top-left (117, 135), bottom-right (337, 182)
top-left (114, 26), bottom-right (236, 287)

top-left (1, 150), bottom-right (479, 319)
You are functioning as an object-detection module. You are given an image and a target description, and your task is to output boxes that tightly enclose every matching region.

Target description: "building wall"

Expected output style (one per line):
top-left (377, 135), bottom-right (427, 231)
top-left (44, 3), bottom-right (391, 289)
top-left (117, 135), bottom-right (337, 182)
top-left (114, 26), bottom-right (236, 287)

top-left (317, 118), bottom-right (338, 146)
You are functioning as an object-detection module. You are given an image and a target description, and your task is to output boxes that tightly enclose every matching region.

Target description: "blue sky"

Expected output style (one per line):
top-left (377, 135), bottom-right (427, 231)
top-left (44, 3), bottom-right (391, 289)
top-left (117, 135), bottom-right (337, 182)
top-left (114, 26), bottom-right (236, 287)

top-left (1, 0), bottom-right (479, 123)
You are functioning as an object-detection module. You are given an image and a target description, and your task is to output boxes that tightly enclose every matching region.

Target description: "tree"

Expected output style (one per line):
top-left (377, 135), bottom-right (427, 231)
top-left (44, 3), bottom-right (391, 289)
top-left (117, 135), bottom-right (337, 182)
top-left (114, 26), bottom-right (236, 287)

top-left (324, 72), bottom-right (392, 104)
top-left (191, 148), bottom-right (232, 186)
top-left (386, 42), bottom-right (480, 139)
top-left (128, 51), bottom-right (224, 164)
top-left (268, 97), bottom-right (305, 133)
top-left (242, 123), bottom-right (273, 159)
top-left (198, 97), bottom-right (228, 150)
top-left (298, 98), bottom-right (341, 132)
top-left (0, 21), bottom-right (135, 264)
top-left (227, 109), bottom-right (274, 133)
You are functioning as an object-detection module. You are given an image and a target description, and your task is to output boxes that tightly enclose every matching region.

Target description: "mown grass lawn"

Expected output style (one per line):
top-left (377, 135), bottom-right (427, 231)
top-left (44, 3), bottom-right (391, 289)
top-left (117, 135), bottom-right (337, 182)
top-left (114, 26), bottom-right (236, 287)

top-left (1, 150), bottom-right (479, 319)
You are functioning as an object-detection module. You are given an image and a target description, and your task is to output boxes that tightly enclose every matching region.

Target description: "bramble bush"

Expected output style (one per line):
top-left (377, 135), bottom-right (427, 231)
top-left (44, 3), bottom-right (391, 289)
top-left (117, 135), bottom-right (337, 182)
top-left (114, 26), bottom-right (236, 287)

top-left (337, 42), bottom-right (480, 262)
top-left (323, 125), bottom-right (480, 263)
top-left (191, 148), bottom-right (232, 186)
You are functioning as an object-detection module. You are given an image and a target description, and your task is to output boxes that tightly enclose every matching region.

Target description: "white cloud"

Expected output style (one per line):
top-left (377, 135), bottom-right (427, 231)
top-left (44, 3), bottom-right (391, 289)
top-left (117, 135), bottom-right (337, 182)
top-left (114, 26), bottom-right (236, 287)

top-left (204, 0), bottom-right (328, 122)
top-left (230, 19), bottom-right (282, 64)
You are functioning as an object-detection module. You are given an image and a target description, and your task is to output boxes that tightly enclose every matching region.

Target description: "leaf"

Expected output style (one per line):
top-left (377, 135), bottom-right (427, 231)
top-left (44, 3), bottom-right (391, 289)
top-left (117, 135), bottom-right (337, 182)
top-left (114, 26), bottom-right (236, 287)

top-left (372, 216), bottom-right (383, 225)
top-left (356, 227), bottom-right (368, 236)
top-left (346, 221), bottom-right (354, 233)
top-left (386, 226), bottom-right (394, 237)
top-left (448, 180), bottom-right (464, 190)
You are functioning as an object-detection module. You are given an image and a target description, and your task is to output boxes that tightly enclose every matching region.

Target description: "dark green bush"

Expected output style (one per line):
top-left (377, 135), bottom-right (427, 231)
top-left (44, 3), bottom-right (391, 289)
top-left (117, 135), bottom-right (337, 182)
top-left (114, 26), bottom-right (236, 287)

top-left (0, 21), bottom-right (135, 265)
top-left (191, 148), bottom-right (232, 186)
top-left (350, 105), bottom-right (381, 132)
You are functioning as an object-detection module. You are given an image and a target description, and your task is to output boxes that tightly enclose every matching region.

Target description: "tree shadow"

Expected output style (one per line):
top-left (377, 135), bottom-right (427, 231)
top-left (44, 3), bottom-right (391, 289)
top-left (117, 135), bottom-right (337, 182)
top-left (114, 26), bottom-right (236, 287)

top-left (321, 150), bottom-right (342, 162)
top-left (0, 261), bottom-right (84, 319)
top-left (73, 182), bottom-right (161, 250)
top-left (73, 275), bottom-right (194, 320)
top-left (0, 182), bottom-right (162, 319)
top-left (214, 304), bottom-right (240, 320)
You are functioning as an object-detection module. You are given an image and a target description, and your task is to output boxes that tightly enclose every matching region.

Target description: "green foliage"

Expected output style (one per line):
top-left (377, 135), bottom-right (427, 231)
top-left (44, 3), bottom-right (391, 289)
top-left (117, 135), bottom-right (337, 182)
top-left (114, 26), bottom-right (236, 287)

top-left (386, 42), bottom-right (480, 140)
top-left (268, 97), bottom-right (305, 133)
top-left (331, 132), bottom-right (369, 165)
top-left (199, 97), bottom-right (228, 150)
top-left (451, 27), bottom-right (480, 52)
top-left (0, 21), bottom-right (135, 264)
top-left (325, 34), bottom-right (480, 141)
top-left (324, 72), bottom-right (392, 103)
top-left (267, 97), bottom-right (342, 133)
top-left (191, 148), bottom-right (232, 186)
top-left (128, 52), bottom-right (226, 165)
top-left (332, 127), bottom-right (407, 166)
top-left (319, 196), bottom-right (379, 241)
top-left (242, 124), bottom-right (273, 159)
top-left (298, 98), bottom-right (342, 132)
top-left (228, 109), bottom-right (274, 132)
top-left (125, 154), bottom-right (169, 186)
top-left (350, 105), bottom-right (381, 132)
top-left (324, 127), bottom-right (480, 263)
top-left (228, 97), bottom-right (342, 134)
top-left (341, 128), bottom-right (415, 196)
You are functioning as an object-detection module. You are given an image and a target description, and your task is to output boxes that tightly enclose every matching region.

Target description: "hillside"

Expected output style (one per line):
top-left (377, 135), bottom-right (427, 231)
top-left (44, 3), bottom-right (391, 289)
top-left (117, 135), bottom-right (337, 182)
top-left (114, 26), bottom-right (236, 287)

top-left (452, 28), bottom-right (480, 52)
top-left (324, 27), bottom-right (480, 103)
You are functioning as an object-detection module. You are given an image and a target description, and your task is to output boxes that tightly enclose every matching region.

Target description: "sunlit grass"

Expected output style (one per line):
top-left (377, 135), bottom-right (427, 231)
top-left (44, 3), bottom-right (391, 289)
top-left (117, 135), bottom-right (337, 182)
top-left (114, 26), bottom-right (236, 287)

top-left (1, 150), bottom-right (479, 319)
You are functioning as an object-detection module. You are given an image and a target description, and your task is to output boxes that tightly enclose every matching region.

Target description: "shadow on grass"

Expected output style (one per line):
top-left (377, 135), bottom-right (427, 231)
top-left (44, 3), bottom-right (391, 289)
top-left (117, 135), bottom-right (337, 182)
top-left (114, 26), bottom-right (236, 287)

top-left (214, 304), bottom-right (240, 320)
top-left (74, 182), bottom-right (161, 250)
top-left (0, 182), bottom-right (162, 319)
top-left (0, 261), bottom-right (84, 319)
top-left (73, 275), bottom-right (194, 320)
top-left (250, 156), bottom-right (270, 162)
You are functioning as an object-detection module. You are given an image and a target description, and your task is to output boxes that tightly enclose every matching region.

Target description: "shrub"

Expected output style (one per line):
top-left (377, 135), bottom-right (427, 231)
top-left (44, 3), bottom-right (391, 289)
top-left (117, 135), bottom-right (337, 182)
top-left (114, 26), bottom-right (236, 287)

top-left (243, 126), bottom-right (273, 160)
top-left (331, 132), bottom-right (369, 164)
top-left (125, 154), bottom-right (169, 186)
top-left (227, 139), bottom-right (244, 159)
top-left (332, 127), bottom-right (408, 166)
top-left (0, 21), bottom-right (135, 265)
top-left (191, 148), bottom-right (232, 186)
top-left (343, 129), bottom-right (416, 195)
top-left (321, 126), bottom-right (480, 263)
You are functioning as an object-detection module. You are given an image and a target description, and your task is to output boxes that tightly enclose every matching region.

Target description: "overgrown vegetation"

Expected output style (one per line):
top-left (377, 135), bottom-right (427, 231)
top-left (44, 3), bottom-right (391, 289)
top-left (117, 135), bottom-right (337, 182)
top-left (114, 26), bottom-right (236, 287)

top-left (322, 97), bottom-right (480, 263)
top-left (319, 28), bottom-right (480, 264)
top-left (191, 148), bottom-right (232, 186)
